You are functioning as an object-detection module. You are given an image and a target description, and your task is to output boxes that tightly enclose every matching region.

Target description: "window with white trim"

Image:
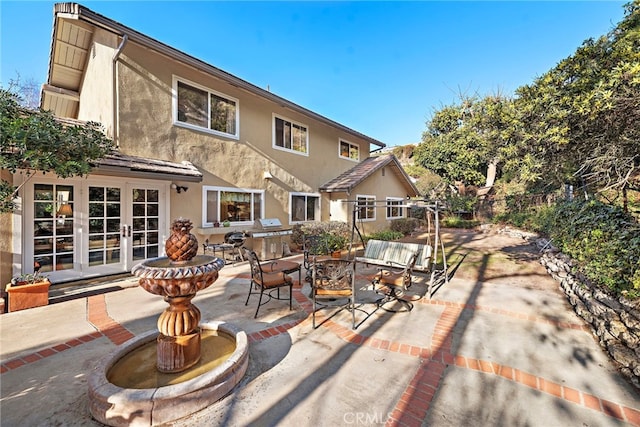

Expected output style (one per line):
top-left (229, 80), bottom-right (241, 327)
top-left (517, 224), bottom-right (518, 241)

top-left (339, 139), bottom-right (359, 161)
top-left (273, 114), bottom-right (308, 155)
top-left (174, 77), bottom-right (239, 139)
top-left (386, 197), bottom-right (404, 219)
top-left (290, 192), bottom-right (320, 223)
top-left (202, 186), bottom-right (263, 226)
top-left (356, 195), bottom-right (376, 221)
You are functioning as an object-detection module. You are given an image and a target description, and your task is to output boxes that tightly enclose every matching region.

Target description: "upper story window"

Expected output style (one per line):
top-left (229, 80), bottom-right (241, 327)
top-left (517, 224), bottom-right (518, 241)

top-left (202, 186), bottom-right (263, 227)
top-left (356, 195), bottom-right (376, 221)
top-left (339, 139), bottom-right (360, 161)
top-left (273, 114), bottom-right (308, 155)
top-left (386, 197), bottom-right (404, 219)
top-left (290, 192), bottom-right (320, 223)
top-left (174, 77), bottom-right (239, 139)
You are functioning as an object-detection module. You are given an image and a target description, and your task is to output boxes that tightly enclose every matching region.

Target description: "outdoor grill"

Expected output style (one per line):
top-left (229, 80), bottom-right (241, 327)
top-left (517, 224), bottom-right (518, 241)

top-left (224, 231), bottom-right (247, 246)
top-left (246, 218), bottom-right (292, 260)
top-left (223, 231), bottom-right (247, 261)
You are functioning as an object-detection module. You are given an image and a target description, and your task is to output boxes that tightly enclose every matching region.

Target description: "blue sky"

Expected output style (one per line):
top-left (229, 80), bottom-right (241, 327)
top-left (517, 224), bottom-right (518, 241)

top-left (0, 1), bottom-right (626, 147)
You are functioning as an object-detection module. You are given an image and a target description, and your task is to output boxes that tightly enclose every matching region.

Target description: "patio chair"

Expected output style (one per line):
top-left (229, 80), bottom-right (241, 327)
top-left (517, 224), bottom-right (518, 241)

top-left (311, 258), bottom-right (356, 329)
top-left (244, 249), bottom-right (293, 318)
top-left (372, 251), bottom-right (419, 312)
top-left (303, 234), bottom-right (331, 282)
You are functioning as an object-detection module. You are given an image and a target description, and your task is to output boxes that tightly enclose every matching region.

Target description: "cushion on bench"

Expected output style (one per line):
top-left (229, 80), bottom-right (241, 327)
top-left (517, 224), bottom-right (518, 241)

top-left (356, 239), bottom-right (432, 272)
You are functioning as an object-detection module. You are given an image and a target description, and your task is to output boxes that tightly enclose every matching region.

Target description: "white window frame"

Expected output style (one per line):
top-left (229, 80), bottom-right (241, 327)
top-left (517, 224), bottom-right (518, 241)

top-left (272, 113), bottom-right (309, 156)
top-left (201, 186), bottom-right (264, 227)
top-left (289, 192), bottom-right (320, 224)
top-left (339, 139), bottom-right (360, 161)
top-left (356, 194), bottom-right (376, 222)
top-left (173, 76), bottom-right (240, 140)
top-left (386, 197), bottom-right (405, 219)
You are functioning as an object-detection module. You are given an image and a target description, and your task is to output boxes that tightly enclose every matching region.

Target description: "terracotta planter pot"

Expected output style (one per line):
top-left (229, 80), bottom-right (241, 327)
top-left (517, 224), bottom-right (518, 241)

top-left (331, 251), bottom-right (342, 259)
top-left (5, 279), bottom-right (51, 312)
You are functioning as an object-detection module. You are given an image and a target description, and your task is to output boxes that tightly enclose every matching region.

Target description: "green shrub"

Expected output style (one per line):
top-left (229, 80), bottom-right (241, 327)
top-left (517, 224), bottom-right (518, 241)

top-left (442, 216), bottom-right (480, 229)
top-left (540, 200), bottom-right (640, 297)
top-left (446, 194), bottom-right (477, 214)
top-left (322, 233), bottom-right (348, 251)
top-left (366, 229), bottom-right (403, 242)
top-left (390, 218), bottom-right (419, 235)
top-left (291, 221), bottom-right (350, 251)
top-left (493, 211), bottom-right (532, 228)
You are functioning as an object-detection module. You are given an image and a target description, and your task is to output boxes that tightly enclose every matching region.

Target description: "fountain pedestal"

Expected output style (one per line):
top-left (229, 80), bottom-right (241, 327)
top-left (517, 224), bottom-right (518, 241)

top-left (156, 294), bottom-right (201, 372)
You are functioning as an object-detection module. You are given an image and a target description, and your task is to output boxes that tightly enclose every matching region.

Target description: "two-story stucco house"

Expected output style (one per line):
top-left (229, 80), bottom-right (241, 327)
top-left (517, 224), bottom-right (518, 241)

top-left (1, 2), bottom-right (418, 286)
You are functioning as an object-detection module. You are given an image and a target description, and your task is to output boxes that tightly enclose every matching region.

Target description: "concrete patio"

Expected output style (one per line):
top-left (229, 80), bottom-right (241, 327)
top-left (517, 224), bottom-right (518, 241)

top-left (1, 229), bottom-right (638, 426)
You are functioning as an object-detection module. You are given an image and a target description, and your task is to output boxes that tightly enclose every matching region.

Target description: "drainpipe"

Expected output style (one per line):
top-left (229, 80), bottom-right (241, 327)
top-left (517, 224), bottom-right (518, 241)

top-left (112, 34), bottom-right (128, 148)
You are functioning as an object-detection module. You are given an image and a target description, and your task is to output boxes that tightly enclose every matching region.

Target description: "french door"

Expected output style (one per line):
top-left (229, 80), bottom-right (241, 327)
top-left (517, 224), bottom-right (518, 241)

top-left (26, 177), bottom-right (168, 282)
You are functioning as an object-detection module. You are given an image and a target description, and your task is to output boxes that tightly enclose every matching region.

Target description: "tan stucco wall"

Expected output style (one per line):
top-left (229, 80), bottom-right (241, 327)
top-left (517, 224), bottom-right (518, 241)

top-left (112, 41), bottom-right (374, 227)
top-left (65, 34), bottom-right (415, 237)
top-left (78, 29), bottom-right (118, 137)
top-left (328, 166), bottom-right (412, 234)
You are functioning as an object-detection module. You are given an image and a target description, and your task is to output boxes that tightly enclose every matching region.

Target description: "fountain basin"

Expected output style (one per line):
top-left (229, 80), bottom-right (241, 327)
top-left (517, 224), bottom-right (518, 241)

top-left (88, 321), bottom-right (248, 426)
top-left (133, 255), bottom-right (225, 297)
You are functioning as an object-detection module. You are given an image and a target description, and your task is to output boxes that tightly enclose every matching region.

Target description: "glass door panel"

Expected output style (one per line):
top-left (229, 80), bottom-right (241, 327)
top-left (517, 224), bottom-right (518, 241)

top-left (88, 186), bottom-right (122, 267)
top-left (132, 188), bottom-right (160, 261)
top-left (33, 184), bottom-right (75, 273)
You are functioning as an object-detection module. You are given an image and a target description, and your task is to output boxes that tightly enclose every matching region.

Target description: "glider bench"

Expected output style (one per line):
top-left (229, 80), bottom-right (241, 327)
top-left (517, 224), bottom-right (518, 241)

top-left (356, 239), bottom-right (432, 272)
top-left (355, 239), bottom-right (435, 300)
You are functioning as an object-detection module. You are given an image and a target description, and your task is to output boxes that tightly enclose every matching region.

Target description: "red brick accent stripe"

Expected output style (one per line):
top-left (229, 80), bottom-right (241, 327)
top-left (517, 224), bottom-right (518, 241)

top-left (87, 295), bottom-right (135, 345)
top-left (0, 331), bottom-right (102, 373)
top-left (1, 295), bottom-right (135, 374)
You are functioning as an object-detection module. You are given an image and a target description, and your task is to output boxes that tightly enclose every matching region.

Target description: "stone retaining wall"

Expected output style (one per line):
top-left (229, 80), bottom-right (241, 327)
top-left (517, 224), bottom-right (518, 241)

top-left (538, 242), bottom-right (640, 390)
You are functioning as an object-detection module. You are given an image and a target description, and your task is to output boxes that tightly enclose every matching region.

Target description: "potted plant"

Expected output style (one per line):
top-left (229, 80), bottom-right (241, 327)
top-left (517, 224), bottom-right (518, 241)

top-left (5, 264), bottom-right (51, 312)
top-left (324, 234), bottom-right (347, 258)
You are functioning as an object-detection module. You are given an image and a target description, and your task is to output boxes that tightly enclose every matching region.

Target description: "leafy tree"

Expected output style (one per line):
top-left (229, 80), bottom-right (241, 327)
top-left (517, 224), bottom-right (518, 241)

top-left (0, 87), bottom-right (114, 213)
top-left (416, 1), bottom-right (639, 211)
top-left (516, 1), bottom-right (640, 203)
top-left (414, 94), bottom-right (520, 188)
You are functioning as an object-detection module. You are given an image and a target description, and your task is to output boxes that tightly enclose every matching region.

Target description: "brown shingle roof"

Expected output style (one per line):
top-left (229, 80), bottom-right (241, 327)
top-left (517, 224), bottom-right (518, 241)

top-left (319, 154), bottom-right (419, 196)
top-left (92, 151), bottom-right (202, 182)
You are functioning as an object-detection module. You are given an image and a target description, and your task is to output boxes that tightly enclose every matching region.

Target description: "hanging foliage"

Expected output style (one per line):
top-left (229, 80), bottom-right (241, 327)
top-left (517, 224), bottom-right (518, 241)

top-left (0, 88), bottom-right (114, 213)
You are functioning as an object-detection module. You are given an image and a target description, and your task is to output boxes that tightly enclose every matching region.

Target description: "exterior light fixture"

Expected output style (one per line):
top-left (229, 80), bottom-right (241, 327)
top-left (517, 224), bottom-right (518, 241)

top-left (171, 183), bottom-right (188, 193)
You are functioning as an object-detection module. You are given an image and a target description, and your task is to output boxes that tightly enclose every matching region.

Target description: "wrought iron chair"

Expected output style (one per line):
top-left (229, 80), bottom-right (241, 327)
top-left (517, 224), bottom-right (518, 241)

top-left (311, 258), bottom-right (356, 329)
top-left (303, 234), bottom-right (331, 282)
top-left (244, 249), bottom-right (293, 318)
top-left (372, 251), bottom-right (419, 312)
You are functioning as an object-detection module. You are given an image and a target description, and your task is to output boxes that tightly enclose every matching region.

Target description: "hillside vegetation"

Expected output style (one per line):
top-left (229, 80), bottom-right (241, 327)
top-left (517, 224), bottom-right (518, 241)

top-left (389, 2), bottom-right (640, 297)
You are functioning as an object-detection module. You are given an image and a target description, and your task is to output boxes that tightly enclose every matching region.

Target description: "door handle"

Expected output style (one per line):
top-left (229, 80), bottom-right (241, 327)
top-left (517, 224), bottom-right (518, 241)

top-left (122, 225), bottom-right (131, 238)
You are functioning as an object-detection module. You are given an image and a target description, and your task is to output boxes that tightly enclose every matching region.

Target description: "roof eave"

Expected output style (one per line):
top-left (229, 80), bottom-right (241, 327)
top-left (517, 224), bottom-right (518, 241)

top-left (56, 2), bottom-right (385, 149)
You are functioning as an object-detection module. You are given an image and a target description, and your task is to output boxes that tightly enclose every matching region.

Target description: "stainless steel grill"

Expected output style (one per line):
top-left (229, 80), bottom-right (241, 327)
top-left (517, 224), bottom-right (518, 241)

top-left (246, 218), bottom-right (292, 260)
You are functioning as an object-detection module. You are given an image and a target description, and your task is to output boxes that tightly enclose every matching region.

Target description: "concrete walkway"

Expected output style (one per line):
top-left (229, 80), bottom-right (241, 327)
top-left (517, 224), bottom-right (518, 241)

top-left (1, 230), bottom-right (638, 426)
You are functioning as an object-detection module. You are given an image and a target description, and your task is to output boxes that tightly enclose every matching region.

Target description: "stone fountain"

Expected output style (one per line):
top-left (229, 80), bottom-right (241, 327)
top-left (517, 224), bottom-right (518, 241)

top-left (88, 218), bottom-right (249, 426)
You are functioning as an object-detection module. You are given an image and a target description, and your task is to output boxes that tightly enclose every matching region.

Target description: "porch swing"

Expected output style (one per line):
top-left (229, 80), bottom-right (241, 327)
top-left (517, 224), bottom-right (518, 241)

top-left (345, 199), bottom-right (449, 300)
